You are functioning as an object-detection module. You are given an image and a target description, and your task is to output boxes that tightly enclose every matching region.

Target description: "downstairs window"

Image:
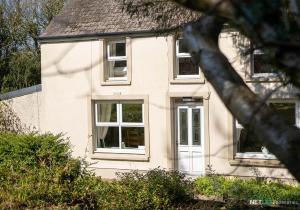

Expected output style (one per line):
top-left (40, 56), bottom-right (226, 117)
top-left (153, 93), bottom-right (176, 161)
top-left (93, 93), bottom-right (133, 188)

top-left (93, 101), bottom-right (145, 154)
top-left (234, 101), bottom-right (299, 159)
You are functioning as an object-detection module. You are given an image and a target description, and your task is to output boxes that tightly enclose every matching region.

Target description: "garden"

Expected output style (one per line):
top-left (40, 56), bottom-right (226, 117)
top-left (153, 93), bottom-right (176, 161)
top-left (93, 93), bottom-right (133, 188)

top-left (0, 132), bottom-right (299, 209)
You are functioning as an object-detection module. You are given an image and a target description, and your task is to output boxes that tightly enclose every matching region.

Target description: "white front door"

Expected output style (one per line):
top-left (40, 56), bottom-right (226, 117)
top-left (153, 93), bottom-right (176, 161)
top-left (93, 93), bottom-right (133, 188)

top-left (177, 105), bottom-right (204, 175)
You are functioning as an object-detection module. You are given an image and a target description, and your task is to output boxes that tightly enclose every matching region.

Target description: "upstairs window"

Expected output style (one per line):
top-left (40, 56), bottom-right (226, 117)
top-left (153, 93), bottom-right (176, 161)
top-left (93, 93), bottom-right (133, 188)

top-left (234, 101), bottom-right (299, 159)
top-left (252, 49), bottom-right (277, 76)
top-left (106, 40), bottom-right (127, 80)
top-left (175, 39), bottom-right (200, 79)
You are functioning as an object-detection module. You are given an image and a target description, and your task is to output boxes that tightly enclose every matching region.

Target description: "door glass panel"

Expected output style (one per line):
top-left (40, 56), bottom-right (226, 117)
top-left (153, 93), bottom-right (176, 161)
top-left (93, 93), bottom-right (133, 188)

top-left (192, 109), bottom-right (201, 145)
top-left (179, 109), bottom-right (188, 145)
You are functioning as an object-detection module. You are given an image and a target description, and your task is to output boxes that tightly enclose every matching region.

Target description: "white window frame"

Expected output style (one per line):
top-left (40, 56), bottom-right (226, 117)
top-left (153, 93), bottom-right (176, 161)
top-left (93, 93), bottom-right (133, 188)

top-left (107, 40), bottom-right (128, 81)
top-left (175, 39), bottom-right (200, 79)
top-left (251, 49), bottom-right (277, 78)
top-left (235, 100), bottom-right (300, 159)
top-left (94, 101), bottom-right (145, 154)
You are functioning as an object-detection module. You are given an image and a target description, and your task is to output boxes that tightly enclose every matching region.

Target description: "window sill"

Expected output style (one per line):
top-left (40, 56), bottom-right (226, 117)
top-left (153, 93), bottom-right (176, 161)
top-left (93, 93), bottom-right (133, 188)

top-left (235, 153), bottom-right (276, 160)
top-left (101, 80), bottom-right (131, 86)
top-left (229, 158), bottom-right (284, 168)
top-left (170, 78), bottom-right (205, 84)
top-left (91, 151), bottom-right (149, 161)
top-left (245, 74), bottom-right (283, 83)
top-left (95, 148), bottom-right (145, 155)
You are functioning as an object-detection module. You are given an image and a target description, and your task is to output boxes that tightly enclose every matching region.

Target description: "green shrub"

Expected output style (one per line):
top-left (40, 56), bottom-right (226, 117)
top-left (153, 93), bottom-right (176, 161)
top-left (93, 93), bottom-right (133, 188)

top-left (195, 175), bottom-right (300, 202)
top-left (0, 132), bottom-right (107, 209)
top-left (2, 131), bottom-right (298, 209)
top-left (0, 132), bottom-right (195, 209)
top-left (108, 169), bottom-right (195, 209)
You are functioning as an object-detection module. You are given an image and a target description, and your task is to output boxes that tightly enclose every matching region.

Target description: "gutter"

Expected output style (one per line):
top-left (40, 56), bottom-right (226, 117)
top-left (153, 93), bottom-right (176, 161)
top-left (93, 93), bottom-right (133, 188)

top-left (38, 23), bottom-right (235, 44)
top-left (38, 28), bottom-right (178, 44)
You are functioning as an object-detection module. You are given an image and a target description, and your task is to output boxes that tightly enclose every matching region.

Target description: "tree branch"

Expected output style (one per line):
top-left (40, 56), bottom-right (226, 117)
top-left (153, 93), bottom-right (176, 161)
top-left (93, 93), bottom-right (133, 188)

top-left (173, 0), bottom-right (300, 88)
top-left (174, 0), bottom-right (235, 18)
top-left (183, 16), bottom-right (300, 181)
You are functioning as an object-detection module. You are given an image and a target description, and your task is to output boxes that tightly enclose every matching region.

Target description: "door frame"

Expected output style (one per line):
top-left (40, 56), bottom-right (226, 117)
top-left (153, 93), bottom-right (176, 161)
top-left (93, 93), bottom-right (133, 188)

top-left (174, 102), bottom-right (205, 176)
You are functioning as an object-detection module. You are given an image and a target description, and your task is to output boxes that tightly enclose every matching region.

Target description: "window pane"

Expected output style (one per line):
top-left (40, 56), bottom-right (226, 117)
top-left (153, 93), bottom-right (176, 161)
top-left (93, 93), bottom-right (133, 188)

top-left (121, 127), bottom-right (144, 149)
top-left (236, 127), bottom-right (263, 153)
top-left (109, 42), bottom-right (126, 57)
top-left (122, 103), bottom-right (143, 123)
top-left (96, 102), bottom-right (117, 122)
top-left (192, 109), bottom-right (201, 145)
top-left (270, 102), bottom-right (295, 125)
top-left (179, 109), bottom-right (188, 145)
top-left (236, 103), bottom-right (296, 154)
top-left (178, 39), bottom-right (189, 54)
top-left (108, 60), bottom-right (127, 78)
top-left (253, 53), bottom-right (276, 74)
top-left (96, 126), bottom-right (119, 148)
top-left (178, 57), bottom-right (199, 75)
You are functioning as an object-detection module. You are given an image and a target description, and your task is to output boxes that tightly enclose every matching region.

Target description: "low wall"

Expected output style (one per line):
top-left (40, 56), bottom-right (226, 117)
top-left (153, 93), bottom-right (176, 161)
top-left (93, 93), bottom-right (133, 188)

top-left (0, 85), bottom-right (42, 130)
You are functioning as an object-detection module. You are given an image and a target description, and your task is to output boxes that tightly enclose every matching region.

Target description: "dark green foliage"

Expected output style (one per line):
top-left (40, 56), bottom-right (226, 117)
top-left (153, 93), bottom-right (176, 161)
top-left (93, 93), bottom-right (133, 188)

top-left (0, 0), bottom-right (64, 93)
top-left (110, 169), bottom-right (194, 209)
top-left (1, 132), bottom-right (298, 209)
top-left (195, 175), bottom-right (300, 202)
top-left (1, 50), bottom-right (40, 93)
top-left (0, 132), bottom-right (103, 209)
top-left (0, 132), bottom-right (195, 209)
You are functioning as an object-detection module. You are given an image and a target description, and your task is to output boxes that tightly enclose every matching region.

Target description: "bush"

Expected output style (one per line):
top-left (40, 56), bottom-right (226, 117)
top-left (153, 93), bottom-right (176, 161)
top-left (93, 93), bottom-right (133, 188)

top-left (2, 132), bottom-right (298, 209)
top-left (0, 132), bottom-right (108, 209)
top-left (0, 132), bottom-right (195, 209)
top-left (109, 169), bottom-right (194, 209)
top-left (194, 175), bottom-right (300, 203)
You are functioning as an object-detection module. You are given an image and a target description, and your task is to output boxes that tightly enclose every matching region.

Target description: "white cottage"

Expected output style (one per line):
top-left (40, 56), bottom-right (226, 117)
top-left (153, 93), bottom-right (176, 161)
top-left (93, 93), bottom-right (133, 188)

top-left (2, 0), bottom-right (299, 180)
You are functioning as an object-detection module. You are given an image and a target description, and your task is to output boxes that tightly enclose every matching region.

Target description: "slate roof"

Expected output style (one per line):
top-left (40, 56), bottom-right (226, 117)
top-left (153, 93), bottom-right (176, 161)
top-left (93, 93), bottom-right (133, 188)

top-left (40, 0), bottom-right (199, 39)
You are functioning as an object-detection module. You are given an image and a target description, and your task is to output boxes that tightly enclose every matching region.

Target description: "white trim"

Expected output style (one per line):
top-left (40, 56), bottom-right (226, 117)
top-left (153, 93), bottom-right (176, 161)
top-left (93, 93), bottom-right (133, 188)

top-left (251, 72), bottom-right (278, 78)
top-left (95, 102), bottom-right (118, 124)
top-left (176, 39), bottom-right (190, 57)
top-left (296, 102), bottom-right (300, 128)
top-left (96, 122), bottom-right (119, 127)
top-left (107, 40), bottom-right (126, 59)
top-left (95, 148), bottom-right (145, 154)
top-left (107, 56), bottom-right (127, 61)
top-left (236, 152), bottom-right (276, 160)
top-left (176, 75), bottom-right (201, 80)
top-left (106, 40), bottom-right (128, 80)
top-left (108, 76), bottom-right (128, 81)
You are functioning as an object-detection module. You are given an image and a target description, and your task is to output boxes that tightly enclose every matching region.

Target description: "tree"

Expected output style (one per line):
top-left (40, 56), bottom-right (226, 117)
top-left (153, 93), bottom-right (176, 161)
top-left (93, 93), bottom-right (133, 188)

top-left (0, 0), bottom-right (64, 93)
top-left (123, 0), bottom-right (300, 181)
